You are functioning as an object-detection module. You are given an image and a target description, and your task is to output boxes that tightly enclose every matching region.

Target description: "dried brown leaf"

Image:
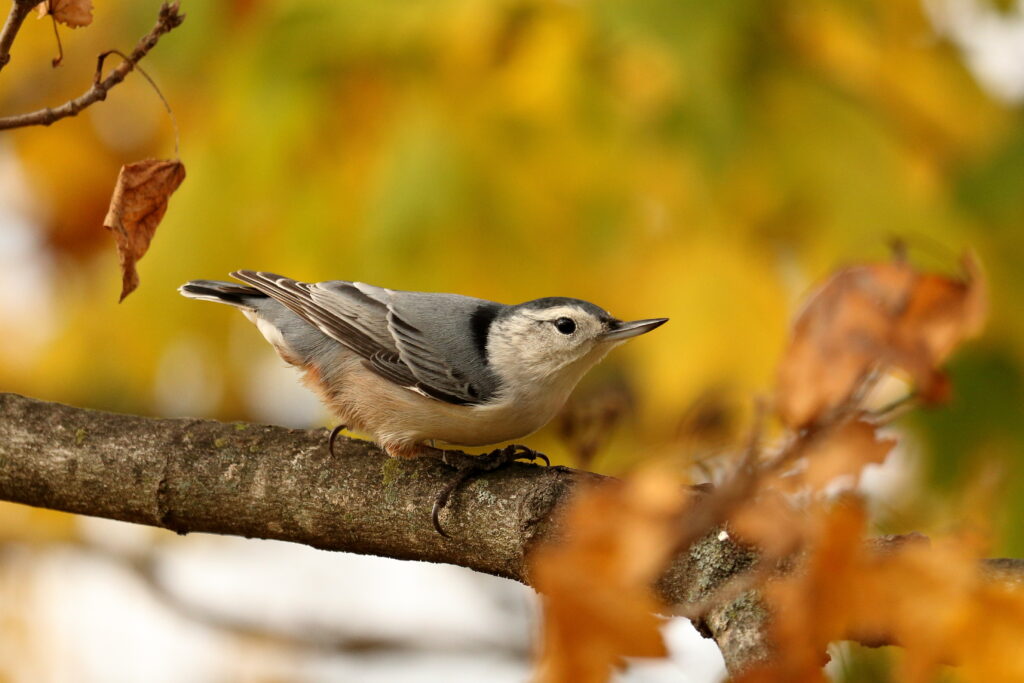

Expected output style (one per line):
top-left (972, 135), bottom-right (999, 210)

top-left (742, 498), bottom-right (869, 682)
top-left (729, 490), bottom-right (807, 558)
top-left (103, 159), bottom-right (185, 302)
top-left (36, 0), bottom-right (93, 28)
top-left (803, 419), bottom-right (895, 490)
top-left (532, 465), bottom-right (689, 682)
top-left (745, 496), bottom-right (1024, 683)
top-left (776, 257), bottom-right (986, 428)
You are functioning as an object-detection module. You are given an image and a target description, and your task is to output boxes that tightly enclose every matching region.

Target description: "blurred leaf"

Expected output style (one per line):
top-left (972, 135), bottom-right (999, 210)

top-left (35, 0), bottom-right (93, 28)
top-left (746, 497), bottom-right (1024, 682)
top-left (776, 255), bottom-right (986, 427)
top-left (532, 465), bottom-right (688, 682)
top-left (804, 419), bottom-right (894, 491)
top-left (103, 159), bottom-right (185, 301)
top-left (730, 489), bottom-right (807, 558)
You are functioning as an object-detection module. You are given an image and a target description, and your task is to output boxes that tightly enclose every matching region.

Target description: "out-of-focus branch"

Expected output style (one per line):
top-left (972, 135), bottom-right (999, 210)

top-left (0, 0), bottom-right (37, 72)
top-left (2, 392), bottom-right (1023, 674)
top-left (0, 2), bottom-right (184, 130)
top-left (102, 548), bottom-right (529, 658)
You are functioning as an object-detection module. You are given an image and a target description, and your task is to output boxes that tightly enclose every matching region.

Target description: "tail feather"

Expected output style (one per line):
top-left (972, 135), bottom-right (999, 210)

top-left (178, 280), bottom-right (265, 308)
top-left (180, 277), bottom-right (336, 368)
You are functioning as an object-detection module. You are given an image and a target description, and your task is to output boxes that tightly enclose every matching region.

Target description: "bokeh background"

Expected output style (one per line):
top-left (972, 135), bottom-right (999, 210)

top-left (1, 0), bottom-right (1023, 680)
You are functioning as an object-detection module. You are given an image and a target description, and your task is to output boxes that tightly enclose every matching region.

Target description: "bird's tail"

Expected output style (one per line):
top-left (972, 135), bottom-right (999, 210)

top-left (178, 279), bottom-right (266, 308)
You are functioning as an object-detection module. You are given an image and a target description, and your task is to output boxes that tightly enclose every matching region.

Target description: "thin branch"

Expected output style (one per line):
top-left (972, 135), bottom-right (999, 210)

top-left (0, 0), bottom-right (38, 72)
top-left (0, 1), bottom-right (184, 131)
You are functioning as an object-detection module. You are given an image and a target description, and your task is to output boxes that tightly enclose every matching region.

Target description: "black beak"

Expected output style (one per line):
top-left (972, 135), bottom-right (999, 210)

top-left (601, 318), bottom-right (669, 342)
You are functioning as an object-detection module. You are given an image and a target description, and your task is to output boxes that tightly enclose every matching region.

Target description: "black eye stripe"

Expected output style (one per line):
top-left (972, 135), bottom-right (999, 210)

top-left (554, 317), bottom-right (576, 334)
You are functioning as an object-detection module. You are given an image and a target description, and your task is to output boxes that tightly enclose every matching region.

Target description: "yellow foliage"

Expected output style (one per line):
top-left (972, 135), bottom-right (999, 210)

top-left (2, 1), bottom-right (1024, 676)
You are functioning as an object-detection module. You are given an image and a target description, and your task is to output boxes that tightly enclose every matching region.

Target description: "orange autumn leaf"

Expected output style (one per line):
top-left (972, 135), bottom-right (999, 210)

top-left (103, 159), bottom-right (185, 302)
top-left (729, 490), bottom-right (807, 558)
top-left (532, 465), bottom-right (688, 683)
top-left (775, 256), bottom-right (986, 428)
top-left (742, 497), bottom-right (1024, 683)
top-left (892, 256), bottom-right (987, 390)
top-left (35, 0), bottom-right (93, 28)
top-left (803, 419), bottom-right (895, 490)
top-left (744, 499), bottom-right (869, 683)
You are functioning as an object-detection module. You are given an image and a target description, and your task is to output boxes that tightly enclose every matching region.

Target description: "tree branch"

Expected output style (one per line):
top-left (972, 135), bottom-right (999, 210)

top-left (0, 1), bottom-right (184, 130)
top-left (2, 391), bottom-right (1023, 674)
top-left (0, 392), bottom-right (605, 581)
top-left (0, 0), bottom-right (37, 73)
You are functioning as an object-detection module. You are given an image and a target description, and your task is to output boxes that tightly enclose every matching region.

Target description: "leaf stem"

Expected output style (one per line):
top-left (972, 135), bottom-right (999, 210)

top-left (49, 11), bottom-right (63, 67)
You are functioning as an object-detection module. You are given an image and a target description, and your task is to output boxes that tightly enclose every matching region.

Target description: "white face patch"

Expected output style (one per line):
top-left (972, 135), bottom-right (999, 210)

top-left (485, 305), bottom-right (610, 390)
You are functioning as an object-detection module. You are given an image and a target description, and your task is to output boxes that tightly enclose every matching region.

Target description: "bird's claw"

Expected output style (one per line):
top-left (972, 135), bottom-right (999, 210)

top-left (432, 444), bottom-right (552, 537)
top-left (431, 483), bottom-right (460, 538)
top-left (327, 425), bottom-right (347, 458)
top-left (510, 445), bottom-right (549, 468)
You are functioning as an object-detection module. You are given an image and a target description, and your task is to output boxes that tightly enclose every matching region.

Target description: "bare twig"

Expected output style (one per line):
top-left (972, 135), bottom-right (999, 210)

top-left (0, 2), bottom-right (185, 131)
top-left (0, 0), bottom-right (38, 72)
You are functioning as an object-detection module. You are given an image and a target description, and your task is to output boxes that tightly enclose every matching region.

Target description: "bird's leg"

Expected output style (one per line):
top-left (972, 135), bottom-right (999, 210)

top-left (431, 444), bottom-right (552, 538)
top-left (327, 425), bottom-right (348, 457)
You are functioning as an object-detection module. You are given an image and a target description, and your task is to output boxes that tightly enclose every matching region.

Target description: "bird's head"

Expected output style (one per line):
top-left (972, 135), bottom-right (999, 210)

top-left (484, 297), bottom-right (668, 392)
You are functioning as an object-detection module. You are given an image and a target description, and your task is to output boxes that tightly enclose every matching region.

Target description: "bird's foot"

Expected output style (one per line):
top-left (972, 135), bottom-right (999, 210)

top-left (432, 444), bottom-right (553, 538)
top-left (327, 425), bottom-right (348, 457)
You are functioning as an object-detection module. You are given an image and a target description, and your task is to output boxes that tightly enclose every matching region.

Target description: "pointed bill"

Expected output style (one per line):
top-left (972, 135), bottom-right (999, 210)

top-left (601, 318), bottom-right (669, 342)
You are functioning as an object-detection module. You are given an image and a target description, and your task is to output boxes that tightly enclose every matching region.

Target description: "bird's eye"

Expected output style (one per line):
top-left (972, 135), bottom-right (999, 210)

top-left (554, 317), bottom-right (576, 335)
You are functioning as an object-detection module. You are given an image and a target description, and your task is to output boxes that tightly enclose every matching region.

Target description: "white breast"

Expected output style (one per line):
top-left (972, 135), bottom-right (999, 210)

top-left (334, 360), bottom-right (563, 447)
top-left (294, 340), bottom-right (611, 456)
top-left (307, 358), bottom-right (570, 450)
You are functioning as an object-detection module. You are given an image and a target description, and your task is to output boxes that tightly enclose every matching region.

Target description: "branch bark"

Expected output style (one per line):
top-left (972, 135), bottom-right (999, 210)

top-left (0, 392), bottom-right (604, 581)
top-left (2, 392), bottom-right (1023, 674)
top-left (0, 1), bottom-right (184, 130)
top-left (0, 0), bottom-right (37, 72)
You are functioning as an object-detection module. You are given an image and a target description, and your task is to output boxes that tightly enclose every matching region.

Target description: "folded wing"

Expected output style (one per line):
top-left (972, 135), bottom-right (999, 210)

top-left (231, 271), bottom-right (496, 406)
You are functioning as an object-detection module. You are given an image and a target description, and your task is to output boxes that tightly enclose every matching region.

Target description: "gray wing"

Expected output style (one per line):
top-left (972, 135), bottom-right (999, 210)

top-left (231, 271), bottom-right (501, 405)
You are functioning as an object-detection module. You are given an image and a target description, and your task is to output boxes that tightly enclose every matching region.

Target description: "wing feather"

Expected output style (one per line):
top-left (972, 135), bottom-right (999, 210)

top-left (231, 270), bottom-right (487, 405)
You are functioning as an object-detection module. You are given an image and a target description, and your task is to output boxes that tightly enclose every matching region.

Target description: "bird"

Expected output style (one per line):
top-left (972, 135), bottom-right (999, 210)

top-left (179, 271), bottom-right (668, 532)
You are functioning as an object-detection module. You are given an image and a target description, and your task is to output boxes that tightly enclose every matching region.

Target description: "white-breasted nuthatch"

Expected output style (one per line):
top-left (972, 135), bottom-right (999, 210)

top-left (179, 271), bottom-right (667, 460)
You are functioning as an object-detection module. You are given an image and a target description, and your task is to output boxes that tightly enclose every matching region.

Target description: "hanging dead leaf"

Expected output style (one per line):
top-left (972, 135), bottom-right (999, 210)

top-left (103, 159), bottom-right (185, 302)
top-left (36, 0), bottom-right (93, 28)
top-left (532, 465), bottom-right (689, 682)
top-left (775, 256), bottom-right (986, 428)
